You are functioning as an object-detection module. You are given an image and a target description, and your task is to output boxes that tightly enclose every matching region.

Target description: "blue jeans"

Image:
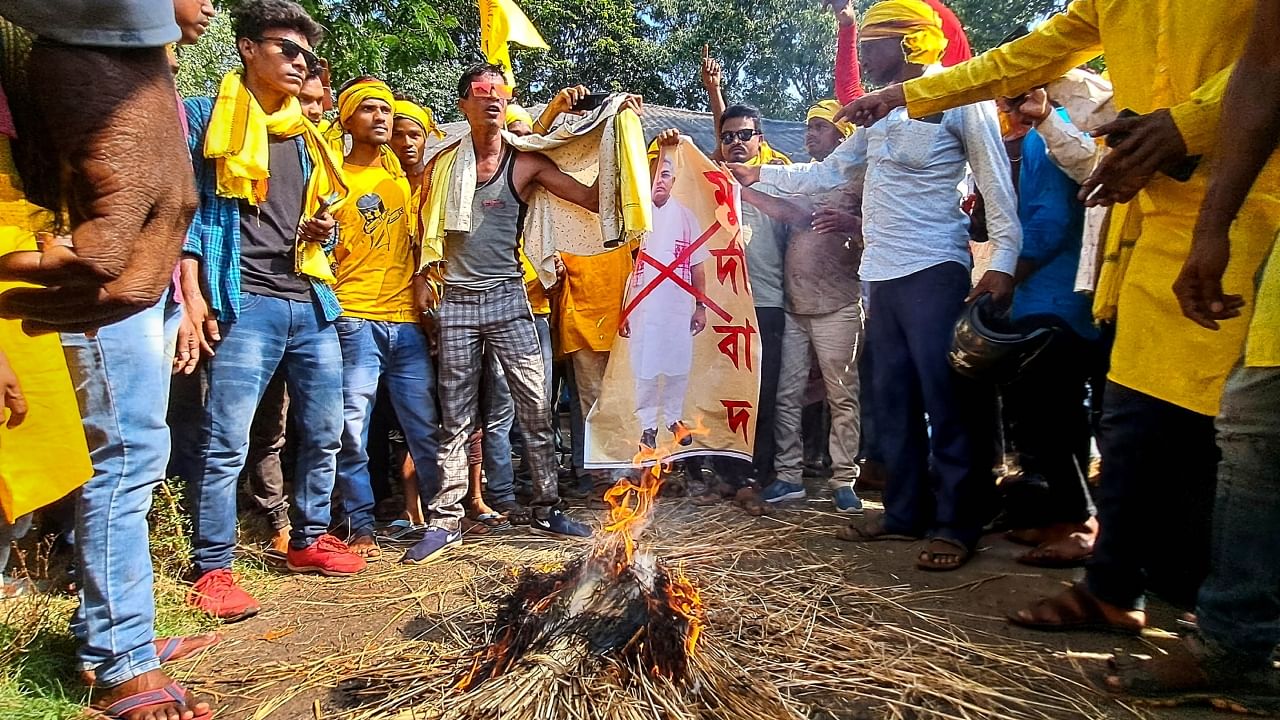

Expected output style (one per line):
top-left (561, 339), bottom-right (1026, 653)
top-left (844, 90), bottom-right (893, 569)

top-left (190, 293), bottom-right (343, 575)
top-left (865, 263), bottom-right (987, 546)
top-left (335, 318), bottom-right (440, 535)
top-left (61, 297), bottom-right (179, 686)
top-left (1196, 365), bottom-right (1280, 667)
top-left (482, 314), bottom-right (551, 505)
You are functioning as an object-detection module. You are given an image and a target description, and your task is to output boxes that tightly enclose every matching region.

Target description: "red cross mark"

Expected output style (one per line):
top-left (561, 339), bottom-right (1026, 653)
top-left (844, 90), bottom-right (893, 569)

top-left (620, 220), bottom-right (731, 325)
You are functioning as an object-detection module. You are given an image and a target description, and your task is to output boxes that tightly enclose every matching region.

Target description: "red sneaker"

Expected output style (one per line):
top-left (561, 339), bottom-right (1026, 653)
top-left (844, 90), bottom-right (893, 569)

top-left (286, 534), bottom-right (367, 577)
top-left (187, 569), bottom-right (260, 622)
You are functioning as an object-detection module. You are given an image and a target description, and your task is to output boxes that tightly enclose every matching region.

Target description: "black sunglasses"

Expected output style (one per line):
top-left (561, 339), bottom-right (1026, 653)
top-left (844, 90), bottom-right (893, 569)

top-left (719, 128), bottom-right (761, 145)
top-left (257, 36), bottom-right (320, 73)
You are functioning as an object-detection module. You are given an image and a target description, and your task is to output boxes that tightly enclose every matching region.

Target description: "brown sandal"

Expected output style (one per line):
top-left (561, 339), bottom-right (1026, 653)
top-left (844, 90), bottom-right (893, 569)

top-left (1016, 534), bottom-right (1093, 568)
top-left (915, 538), bottom-right (972, 571)
top-left (1007, 583), bottom-right (1144, 635)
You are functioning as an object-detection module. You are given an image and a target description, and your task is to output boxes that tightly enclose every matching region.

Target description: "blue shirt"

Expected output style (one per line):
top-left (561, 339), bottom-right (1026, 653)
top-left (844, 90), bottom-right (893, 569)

top-left (1010, 120), bottom-right (1097, 340)
top-left (759, 98), bottom-right (1021, 283)
top-left (182, 97), bottom-right (342, 322)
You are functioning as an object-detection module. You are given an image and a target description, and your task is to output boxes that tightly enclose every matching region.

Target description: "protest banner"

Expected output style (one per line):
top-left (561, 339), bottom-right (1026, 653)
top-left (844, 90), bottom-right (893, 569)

top-left (585, 138), bottom-right (761, 467)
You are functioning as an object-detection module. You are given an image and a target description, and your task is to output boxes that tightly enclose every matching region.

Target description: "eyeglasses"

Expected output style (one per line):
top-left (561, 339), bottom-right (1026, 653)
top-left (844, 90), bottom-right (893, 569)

top-left (719, 128), bottom-right (761, 145)
top-left (256, 36), bottom-right (320, 73)
top-left (470, 81), bottom-right (513, 100)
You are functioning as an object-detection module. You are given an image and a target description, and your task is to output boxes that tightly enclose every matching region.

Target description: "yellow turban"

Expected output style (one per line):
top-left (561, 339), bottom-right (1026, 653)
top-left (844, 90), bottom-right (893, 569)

top-left (505, 102), bottom-right (535, 130)
top-left (335, 78), bottom-right (402, 176)
top-left (394, 100), bottom-right (445, 139)
top-left (860, 0), bottom-right (948, 67)
top-left (337, 78), bottom-right (396, 128)
top-left (806, 99), bottom-right (853, 137)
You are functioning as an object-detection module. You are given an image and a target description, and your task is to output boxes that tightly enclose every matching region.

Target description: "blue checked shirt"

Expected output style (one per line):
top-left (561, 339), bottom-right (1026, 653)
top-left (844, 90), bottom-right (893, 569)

top-left (183, 97), bottom-right (342, 322)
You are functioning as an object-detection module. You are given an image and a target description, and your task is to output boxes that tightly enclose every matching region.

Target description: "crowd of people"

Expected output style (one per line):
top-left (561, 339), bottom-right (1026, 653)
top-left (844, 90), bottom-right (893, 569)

top-left (0, 0), bottom-right (1277, 717)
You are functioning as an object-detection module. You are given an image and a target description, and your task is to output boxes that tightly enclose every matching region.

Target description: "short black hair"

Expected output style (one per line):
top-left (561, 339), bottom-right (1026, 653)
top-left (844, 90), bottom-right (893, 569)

top-left (458, 63), bottom-right (508, 98)
top-left (231, 0), bottom-right (324, 47)
top-left (722, 104), bottom-right (762, 132)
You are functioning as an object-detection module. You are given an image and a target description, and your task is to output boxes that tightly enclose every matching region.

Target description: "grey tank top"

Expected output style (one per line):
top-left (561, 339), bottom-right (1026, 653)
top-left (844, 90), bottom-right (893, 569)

top-left (442, 149), bottom-right (527, 290)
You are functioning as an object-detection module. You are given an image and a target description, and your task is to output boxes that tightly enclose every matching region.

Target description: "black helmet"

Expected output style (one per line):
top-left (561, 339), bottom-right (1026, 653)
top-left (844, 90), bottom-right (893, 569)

top-left (948, 295), bottom-right (1055, 383)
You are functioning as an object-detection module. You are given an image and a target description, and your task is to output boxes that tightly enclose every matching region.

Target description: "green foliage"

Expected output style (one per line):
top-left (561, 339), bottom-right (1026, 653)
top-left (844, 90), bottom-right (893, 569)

top-left (177, 0), bottom-right (1075, 121)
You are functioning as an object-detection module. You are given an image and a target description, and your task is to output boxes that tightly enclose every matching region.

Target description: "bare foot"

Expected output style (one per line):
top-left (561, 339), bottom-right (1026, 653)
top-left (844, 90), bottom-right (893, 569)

top-left (347, 533), bottom-right (382, 561)
top-left (89, 668), bottom-right (210, 720)
top-left (466, 497), bottom-right (497, 518)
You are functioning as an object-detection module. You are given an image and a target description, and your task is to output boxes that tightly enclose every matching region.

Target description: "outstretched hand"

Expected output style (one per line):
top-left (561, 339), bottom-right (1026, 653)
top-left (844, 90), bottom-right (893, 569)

top-left (836, 83), bottom-right (907, 127)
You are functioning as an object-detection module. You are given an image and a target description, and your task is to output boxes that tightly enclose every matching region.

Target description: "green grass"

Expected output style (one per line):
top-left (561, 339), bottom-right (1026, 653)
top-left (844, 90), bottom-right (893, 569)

top-left (0, 479), bottom-right (266, 718)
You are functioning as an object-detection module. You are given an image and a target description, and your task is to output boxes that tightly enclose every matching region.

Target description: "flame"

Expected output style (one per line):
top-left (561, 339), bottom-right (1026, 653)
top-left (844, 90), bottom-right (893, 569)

top-left (600, 417), bottom-right (711, 564)
top-left (667, 567), bottom-right (704, 656)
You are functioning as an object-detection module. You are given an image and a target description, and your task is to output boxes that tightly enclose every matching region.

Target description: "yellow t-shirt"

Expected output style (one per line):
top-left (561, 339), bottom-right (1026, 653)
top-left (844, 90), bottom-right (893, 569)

top-left (333, 162), bottom-right (417, 322)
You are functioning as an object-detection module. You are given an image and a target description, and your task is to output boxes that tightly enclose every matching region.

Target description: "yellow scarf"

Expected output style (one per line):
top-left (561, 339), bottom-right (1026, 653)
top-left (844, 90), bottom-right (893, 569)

top-left (746, 141), bottom-right (791, 166)
top-left (394, 100), bottom-right (445, 140)
top-left (418, 141), bottom-right (461, 268)
top-left (860, 0), bottom-right (948, 67)
top-left (204, 70), bottom-right (348, 282)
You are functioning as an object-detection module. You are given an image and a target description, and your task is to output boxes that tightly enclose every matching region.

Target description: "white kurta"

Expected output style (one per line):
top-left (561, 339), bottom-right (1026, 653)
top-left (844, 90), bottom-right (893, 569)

top-left (628, 198), bottom-right (708, 380)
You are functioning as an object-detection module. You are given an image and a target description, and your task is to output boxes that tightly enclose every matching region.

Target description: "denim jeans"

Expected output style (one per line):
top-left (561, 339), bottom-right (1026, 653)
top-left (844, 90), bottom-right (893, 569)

top-left (482, 313), bottom-right (551, 505)
top-left (190, 293), bottom-right (343, 575)
top-left (61, 297), bottom-right (179, 686)
top-left (334, 318), bottom-right (440, 535)
top-left (1196, 365), bottom-right (1280, 667)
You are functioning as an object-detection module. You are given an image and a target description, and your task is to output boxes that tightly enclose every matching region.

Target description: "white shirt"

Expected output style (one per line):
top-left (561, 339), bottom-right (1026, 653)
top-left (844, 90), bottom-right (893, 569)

top-left (759, 95), bottom-right (1021, 283)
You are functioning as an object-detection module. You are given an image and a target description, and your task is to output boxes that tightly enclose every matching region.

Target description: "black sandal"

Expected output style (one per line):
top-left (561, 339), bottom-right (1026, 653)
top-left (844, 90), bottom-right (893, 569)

top-left (491, 500), bottom-right (532, 525)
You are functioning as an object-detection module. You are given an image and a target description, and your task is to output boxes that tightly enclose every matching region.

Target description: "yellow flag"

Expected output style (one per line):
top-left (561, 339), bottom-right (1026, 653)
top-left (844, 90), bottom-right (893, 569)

top-left (479, 0), bottom-right (549, 74)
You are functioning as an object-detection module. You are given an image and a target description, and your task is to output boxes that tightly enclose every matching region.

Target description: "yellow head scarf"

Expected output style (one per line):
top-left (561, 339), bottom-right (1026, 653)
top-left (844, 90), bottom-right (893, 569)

top-left (204, 70), bottom-right (347, 282)
top-left (746, 141), bottom-right (791, 166)
top-left (505, 102), bottom-right (535, 130)
top-left (860, 0), bottom-right (948, 67)
top-left (336, 78), bottom-right (404, 177)
top-left (394, 100), bottom-right (445, 139)
top-left (806, 99), bottom-right (854, 138)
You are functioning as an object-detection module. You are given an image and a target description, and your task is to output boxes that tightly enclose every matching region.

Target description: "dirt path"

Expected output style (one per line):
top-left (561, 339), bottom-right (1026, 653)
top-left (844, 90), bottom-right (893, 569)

top-left (171, 489), bottom-right (1222, 720)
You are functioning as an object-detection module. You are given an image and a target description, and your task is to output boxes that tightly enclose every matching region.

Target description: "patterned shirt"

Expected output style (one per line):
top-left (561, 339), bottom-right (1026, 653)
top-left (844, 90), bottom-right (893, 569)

top-left (182, 97), bottom-right (342, 322)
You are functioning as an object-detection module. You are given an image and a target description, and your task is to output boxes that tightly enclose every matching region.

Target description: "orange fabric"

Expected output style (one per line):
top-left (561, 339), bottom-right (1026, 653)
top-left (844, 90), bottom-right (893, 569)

top-left (556, 249), bottom-right (634, 356)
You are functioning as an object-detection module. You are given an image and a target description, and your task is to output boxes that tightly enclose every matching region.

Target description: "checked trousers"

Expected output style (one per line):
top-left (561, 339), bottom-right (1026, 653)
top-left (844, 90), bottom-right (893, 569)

top-left (437, 279), bottom-right (559, 518)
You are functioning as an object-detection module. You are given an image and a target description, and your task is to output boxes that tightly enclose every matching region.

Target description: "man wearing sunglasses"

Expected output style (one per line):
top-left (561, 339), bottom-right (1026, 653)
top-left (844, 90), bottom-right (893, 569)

top-left (713, 105), bottom-right (789, 493)
top-left (180, 0), bottom-right (366, 622)
top-left (409, 63), bottom-right (620, 551)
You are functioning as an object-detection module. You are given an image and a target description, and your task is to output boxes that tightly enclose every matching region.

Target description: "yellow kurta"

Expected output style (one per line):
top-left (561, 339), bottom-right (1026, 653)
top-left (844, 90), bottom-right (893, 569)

top-left (1246, 230), bottom-right (1280, 367)
top-left (556, 249), bottom-right (634, 357)
top-left (0, 137), bottom-right (93, 521)
top-left (904, 0), bottom-right (1280, 416)
top-left (520, 249), bottom-right (551, 315)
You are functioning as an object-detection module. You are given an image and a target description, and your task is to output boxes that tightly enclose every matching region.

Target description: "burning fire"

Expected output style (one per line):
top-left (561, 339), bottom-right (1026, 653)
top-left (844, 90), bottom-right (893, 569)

top-left (453, 419), bottom-right (710, 697)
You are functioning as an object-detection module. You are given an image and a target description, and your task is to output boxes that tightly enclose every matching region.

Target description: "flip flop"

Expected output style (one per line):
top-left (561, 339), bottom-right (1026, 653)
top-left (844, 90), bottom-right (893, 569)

top-left (155, 633), bottom-right (221, 665)
top-left (91, 681), bottom-right (212, 720)
top-left (1016, 536), bottom-right (1093, 569)
top-left (376, 520), bottom-right (428, 544)
top-left (472, 511), bottom-right (512, 531)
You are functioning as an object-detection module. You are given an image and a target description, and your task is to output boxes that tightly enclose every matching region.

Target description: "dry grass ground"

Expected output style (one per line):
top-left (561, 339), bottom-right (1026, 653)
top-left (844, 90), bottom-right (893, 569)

top-left (0, 482), bottom-right (1228, 720)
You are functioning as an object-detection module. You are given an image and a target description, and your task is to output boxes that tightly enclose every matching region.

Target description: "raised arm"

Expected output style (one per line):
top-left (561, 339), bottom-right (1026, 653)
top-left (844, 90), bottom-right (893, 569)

top-left (518, 152), bottom-right (600, 213)
top-left (838, 0), bottom-right (1103, 128)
